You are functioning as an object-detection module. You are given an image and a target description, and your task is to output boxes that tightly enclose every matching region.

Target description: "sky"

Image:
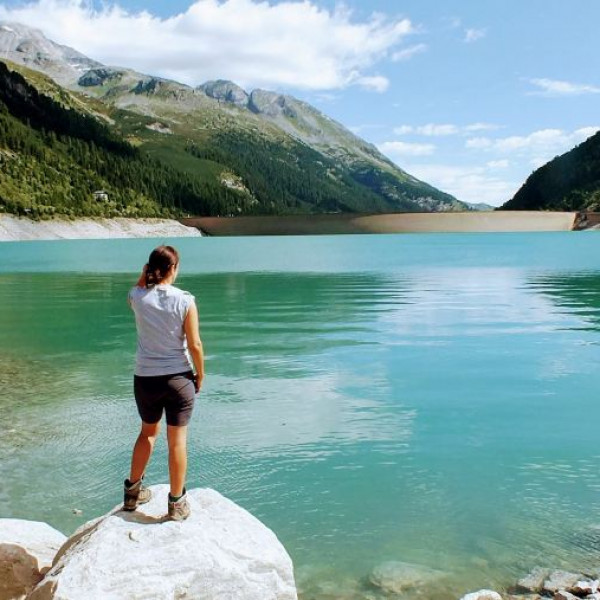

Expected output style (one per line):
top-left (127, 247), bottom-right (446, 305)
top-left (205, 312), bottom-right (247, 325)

top-left (0, 0), bottom-right (599, 206)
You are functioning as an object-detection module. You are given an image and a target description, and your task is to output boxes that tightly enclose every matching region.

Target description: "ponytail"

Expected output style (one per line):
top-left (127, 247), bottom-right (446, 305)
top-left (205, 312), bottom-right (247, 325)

top-left (144, 245), bottom-right (180, 288)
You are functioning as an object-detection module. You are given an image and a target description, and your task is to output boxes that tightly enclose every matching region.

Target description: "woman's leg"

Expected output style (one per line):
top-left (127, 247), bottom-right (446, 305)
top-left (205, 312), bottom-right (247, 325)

top-left (166, 424), bottom-right (188, 497)
top-left (129, 420), bottom-right (161, 483)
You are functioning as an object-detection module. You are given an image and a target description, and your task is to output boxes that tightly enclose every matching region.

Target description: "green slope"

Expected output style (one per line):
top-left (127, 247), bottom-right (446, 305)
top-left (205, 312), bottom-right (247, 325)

top-left (0, 57), bottom-right (463, 218)
top-left (502, 130), bottom-right (600, 211)
top-left (0, 60), bottom-right (247, 218)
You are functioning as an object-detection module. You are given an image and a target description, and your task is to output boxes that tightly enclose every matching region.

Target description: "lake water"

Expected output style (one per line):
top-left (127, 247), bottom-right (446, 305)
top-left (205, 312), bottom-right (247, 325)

top-left (2, 232), bottom-right (600, 599)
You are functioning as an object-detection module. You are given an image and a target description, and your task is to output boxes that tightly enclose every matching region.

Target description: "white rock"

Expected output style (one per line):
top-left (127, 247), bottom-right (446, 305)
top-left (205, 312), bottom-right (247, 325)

top-left (460, 590), bottom-right (503, 600)
top-left (0, 519), bottom-right (66, 600)
top-left (544, 572), bottom-right (587, 594)
top-left (517, 567), bottom-right (550, 593)
top-left (369, 560), bottom-right (446, 594)
top-left (28, 486), bottom-right (297, 600)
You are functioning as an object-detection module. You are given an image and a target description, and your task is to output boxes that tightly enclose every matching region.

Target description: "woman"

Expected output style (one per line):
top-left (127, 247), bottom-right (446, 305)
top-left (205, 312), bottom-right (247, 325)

top-left (123, 245), bottom-right (204, 521)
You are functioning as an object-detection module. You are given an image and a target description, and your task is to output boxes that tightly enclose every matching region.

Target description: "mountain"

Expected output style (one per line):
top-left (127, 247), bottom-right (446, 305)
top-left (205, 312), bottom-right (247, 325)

top-left (0, 60), bottom-right (247, 218)
top-left (502, 130), bottom-right (600, 211)
top-left (0, 22), bottom-right (467, 215)
top-left (465, 202), bottom-right (494, 212)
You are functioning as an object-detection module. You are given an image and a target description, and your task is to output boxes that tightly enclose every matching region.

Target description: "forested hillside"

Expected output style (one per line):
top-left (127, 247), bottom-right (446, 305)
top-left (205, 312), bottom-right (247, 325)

top-left (0, 58), bottom-right (459, 218)
top-left (0, 21), bottom-right (469, 217)
top-left (502, 131), bottom-right (600, 211)
top-left (0, 61), bottom-right (246, 218)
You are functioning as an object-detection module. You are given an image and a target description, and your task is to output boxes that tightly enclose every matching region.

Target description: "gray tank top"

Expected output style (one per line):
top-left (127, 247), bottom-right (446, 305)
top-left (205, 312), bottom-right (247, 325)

top-left (129, 284), bottom-right (195, 376)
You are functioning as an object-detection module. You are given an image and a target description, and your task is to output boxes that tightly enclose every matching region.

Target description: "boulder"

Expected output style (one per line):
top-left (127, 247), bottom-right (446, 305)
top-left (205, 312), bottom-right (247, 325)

top-left (369, 560), bottom-right (446, 595)
top-left (460, 590), bottom-right (502, 600)
top-left (544, 572), bottom-right (587, 594)
top-left (29, 486), bottom-right (297, 600)
top-left (0, 519), bottom-right (66, 600)
top-left (517, 567), bottom-right (550, 593)
top-left (572, 581), bottom-right (600, 596)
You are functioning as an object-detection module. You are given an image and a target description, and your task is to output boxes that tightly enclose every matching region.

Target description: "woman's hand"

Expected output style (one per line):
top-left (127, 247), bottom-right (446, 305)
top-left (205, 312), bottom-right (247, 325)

top-left (193, 373), bottom-right (203, 393)
top-left (135, 264), bottom-right (148, 288)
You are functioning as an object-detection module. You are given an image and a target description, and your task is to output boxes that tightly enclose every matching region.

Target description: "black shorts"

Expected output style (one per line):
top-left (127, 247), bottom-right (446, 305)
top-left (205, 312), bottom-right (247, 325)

top-left (133, 371), bottom-right (195, 427)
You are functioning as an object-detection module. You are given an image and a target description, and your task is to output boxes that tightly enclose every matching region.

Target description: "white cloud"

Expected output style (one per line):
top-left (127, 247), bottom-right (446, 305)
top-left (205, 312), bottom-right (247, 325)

top-left (392, 43), bottom-right (427, 62)
top-left (466, 127), bottom-right (600, 159)
top-left (529, 78), bottom-right (600, 96)
top-left (395, 123), bottom-right (500, 137)
top-left (465, 137), bottom-right (493, 149)
top-left (0, 0), bottom-right (413, 91)
top-left (393, 125), bottom-right (414, 135)
top-left (465, 122), bottom-right (501, 133)
top-left (400, 164), bottom-right (517, 206)
top-left (378, 141), bottom-right (436, 157)
top-left (487, 160), bottom-right (509, 169)
top-left (355, 75), bottom-right (390, 93)
top-left (464, 28), bottom-right (486, 43)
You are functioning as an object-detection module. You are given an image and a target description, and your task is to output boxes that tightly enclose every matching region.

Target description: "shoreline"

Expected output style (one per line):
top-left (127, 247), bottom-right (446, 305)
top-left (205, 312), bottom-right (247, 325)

top-left (0, 211), bottom-right (590, 241)
top-left (0, 215), bottom-right (202, 242)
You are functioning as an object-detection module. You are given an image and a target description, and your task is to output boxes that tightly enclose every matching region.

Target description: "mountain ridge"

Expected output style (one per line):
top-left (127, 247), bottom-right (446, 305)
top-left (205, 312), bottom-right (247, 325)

top-left (0, 21), bottom-right (468, 214)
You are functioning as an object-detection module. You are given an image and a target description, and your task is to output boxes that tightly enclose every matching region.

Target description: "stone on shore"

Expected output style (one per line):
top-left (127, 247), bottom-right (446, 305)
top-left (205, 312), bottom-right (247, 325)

top-left (0, 519), bottom-right (66, 600)
top-left (570, 581), bottom-right (600, 596)
top-left (460, 590), bottom-right (503, 600)
top-left (28, 485), bottom-right (297, 600)
top-left (544, 571), bottom-right (588, 594)
top-left (369, 560), bottom-right (446, 595)
top-left (517, 567), bottom-right (551, 593)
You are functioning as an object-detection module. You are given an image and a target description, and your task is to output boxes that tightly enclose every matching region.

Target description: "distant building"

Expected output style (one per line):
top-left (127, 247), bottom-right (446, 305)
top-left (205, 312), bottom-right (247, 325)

top-left (93, 190), bottom-right (109, 202)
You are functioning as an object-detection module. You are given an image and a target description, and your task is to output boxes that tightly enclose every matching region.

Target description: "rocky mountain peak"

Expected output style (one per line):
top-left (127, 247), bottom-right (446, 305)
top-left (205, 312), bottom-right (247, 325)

top-left (133, 77), bottom-right (164, 95)
top-left (78, 68), bottom-right (124, 87)
top-left (197, 80), bottom-right (249, 107)
top-left (0, 21), bottom-right (101, 84)
top-left (248, 89), bottom-right (297, 118)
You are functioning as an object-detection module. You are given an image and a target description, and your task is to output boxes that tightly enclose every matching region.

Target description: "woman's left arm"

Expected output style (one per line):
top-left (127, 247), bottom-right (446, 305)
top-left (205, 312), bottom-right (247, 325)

top-left (184, 302), bottom-right (205, 393)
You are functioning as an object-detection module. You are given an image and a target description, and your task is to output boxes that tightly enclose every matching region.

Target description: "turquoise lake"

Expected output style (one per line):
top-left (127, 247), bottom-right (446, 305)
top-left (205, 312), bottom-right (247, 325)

top-left (2, 232), bottom-right (600, 598)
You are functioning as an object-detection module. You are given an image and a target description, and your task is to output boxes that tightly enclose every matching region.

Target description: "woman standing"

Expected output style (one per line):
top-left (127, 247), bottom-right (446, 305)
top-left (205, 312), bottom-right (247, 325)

top-left (123, 245), bottom-right (204, 521)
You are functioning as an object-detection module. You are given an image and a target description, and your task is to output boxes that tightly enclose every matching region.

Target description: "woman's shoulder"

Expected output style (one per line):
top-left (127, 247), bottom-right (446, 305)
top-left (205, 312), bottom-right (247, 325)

top-left (128, 285), bottom-right (147, 301)
top-left (167, 285), bottom-right (195, 302)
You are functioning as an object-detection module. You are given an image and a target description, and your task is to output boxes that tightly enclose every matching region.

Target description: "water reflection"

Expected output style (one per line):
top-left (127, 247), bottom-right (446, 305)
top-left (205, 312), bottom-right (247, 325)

top-left (3, 265), bottom-right (600, 598)
top-left (528, 272), bottom-right (600, 331)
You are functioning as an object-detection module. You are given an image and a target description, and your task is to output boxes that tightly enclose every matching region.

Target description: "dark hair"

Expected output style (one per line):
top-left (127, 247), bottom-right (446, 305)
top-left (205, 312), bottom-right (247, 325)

top-left (145, 245), bottom-right (179, 288)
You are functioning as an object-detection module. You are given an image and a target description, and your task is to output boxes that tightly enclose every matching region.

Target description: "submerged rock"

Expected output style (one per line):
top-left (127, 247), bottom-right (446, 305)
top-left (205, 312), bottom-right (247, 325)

top-left (517, 567), bottom-right (551, 593)
top-left (460, 590), bottom-right (503, 600)
top-left (369, 560), bottom-right (446, 594)
top-left (29, 485), bottom-right (297, 600)
top-left (0, 519), bottom-right (66, 600)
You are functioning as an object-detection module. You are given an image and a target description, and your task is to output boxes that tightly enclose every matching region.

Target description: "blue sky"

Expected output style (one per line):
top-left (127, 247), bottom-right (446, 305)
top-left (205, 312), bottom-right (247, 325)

top-left (1, 0), bottom-right (599, 206)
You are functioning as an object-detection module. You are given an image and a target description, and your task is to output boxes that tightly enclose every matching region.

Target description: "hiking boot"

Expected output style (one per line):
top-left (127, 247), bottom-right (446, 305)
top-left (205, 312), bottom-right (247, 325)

top-left (168, 490), bottom-right (191, 521)
top-left (123, 476), bottom-right (152, 511)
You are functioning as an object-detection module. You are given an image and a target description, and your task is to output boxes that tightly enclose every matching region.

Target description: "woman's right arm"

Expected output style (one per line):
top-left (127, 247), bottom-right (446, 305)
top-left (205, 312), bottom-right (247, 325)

top-left (184, 302), bottom-right (205, 393)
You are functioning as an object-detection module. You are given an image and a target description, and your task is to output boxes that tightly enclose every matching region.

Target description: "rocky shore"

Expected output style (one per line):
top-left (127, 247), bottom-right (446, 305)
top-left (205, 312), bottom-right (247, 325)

top-left (0, 215), bottom-right (202, 241)
top-left (0, 485), bottom-right (297, 599)
top-left (462, 568), bottom-right (600, 600)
